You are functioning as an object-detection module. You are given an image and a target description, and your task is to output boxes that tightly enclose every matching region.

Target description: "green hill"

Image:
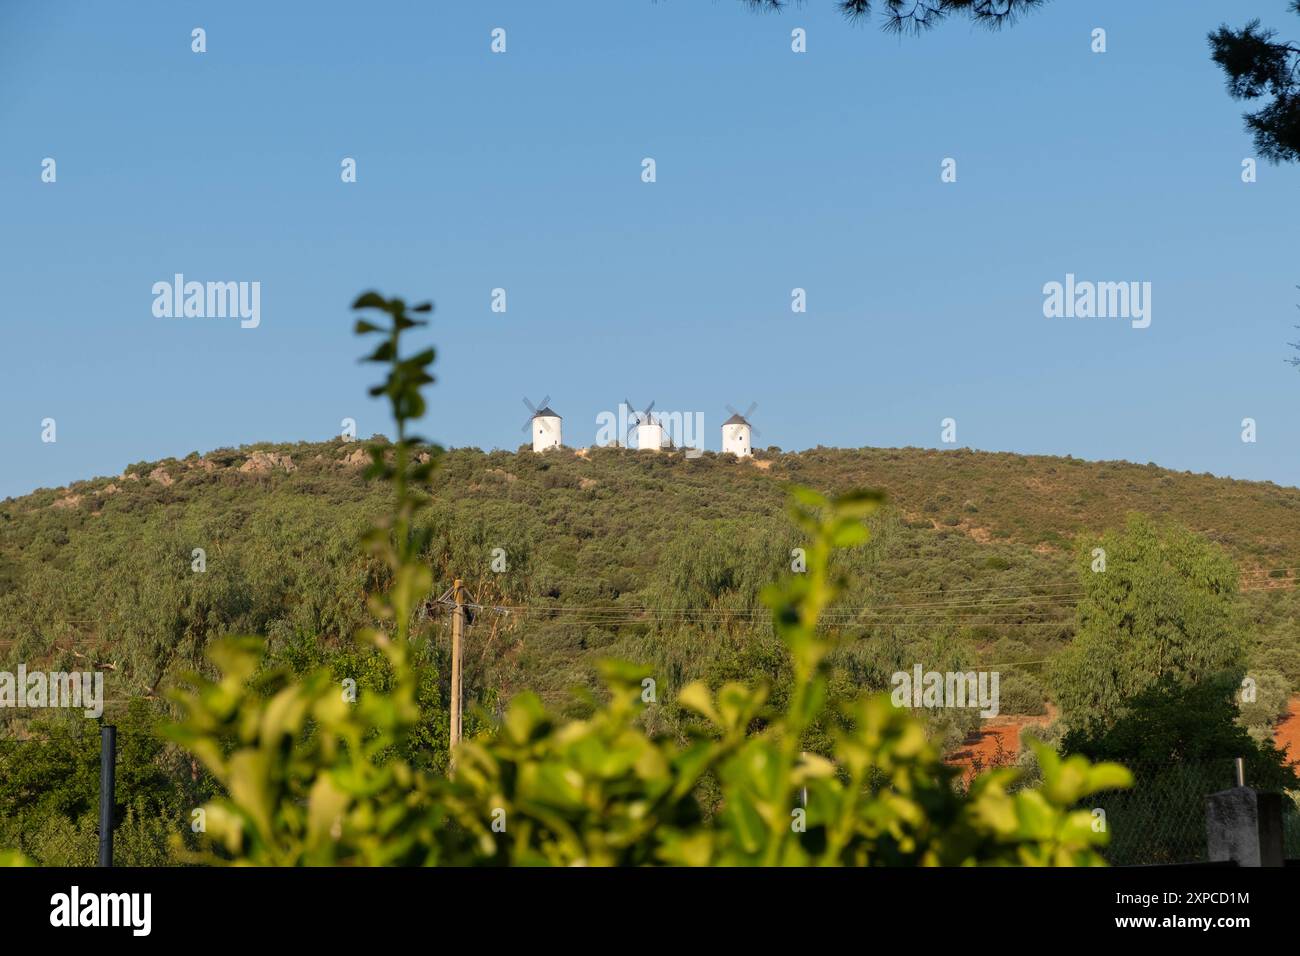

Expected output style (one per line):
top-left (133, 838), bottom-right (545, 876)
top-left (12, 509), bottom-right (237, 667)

top-left (2, 440), bottom-right (1297, 734)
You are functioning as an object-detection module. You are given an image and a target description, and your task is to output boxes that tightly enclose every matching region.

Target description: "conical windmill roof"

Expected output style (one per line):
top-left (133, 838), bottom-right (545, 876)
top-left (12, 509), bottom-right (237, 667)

top-left (532, 407), bottom-right (561, 419)
top-left (723, 413), bottom-right (750, 426)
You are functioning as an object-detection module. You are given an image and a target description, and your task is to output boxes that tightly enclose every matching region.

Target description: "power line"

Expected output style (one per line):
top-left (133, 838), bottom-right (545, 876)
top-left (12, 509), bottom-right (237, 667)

top-left (5, 568), bottom-right (1293, 648)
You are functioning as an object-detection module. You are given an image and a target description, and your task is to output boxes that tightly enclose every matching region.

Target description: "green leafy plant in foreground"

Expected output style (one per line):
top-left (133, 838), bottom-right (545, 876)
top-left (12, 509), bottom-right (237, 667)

top-left (157, 292), bottom-right (1130, 866)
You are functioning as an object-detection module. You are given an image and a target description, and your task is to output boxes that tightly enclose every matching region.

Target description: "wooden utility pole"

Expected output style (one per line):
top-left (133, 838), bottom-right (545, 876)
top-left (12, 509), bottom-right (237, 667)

top-left (449, 578), bottom-right (464, 763)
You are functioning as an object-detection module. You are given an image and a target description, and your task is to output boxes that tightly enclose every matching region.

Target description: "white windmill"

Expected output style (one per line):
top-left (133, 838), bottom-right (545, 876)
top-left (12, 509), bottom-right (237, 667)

top-left (625, 398), bottom-right (664, 452)
top-left (522, 396), bottom-right (562, 452)
top-left (722, 402), bottom-right (758, 458)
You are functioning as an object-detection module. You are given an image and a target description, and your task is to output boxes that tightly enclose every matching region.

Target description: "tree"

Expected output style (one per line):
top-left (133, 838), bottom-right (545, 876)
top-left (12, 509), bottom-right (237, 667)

top-left (1051, 515), bottom-right (1245, 729)
top-left (740, 0), bottom-right (1045, 33)
top-left (1210, 4), bottom-right (1300, 164)
top-left (1061, 675), bottom-right (1296, 866)
top-left (1062, 675), bottom-right (1296, 791)
top-left (736, 3), bottom-right (1300, 168)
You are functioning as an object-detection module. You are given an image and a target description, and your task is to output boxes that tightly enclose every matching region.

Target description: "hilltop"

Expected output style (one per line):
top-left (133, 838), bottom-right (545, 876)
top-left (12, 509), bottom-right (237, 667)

top-left (1, 441), bottom-right (1297, 741)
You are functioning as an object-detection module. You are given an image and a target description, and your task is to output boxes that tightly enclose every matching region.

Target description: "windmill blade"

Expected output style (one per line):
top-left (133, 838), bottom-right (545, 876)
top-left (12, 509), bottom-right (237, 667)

top-left (521, 395), bottom-right (551, 432)
top-left (624, 398), bottom-right (637, 424)
top-left (724, 401), bottom-right (761, 442)
top-left (643, 400), bottom-right (656, 422)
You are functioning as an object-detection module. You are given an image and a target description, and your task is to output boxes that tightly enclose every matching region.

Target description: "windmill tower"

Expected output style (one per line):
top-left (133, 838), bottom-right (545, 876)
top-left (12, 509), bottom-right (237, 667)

top-left (626, 399), bottom-right (664, 452)
top-left (722, 402), bottom-right (758, 457)
top-left (522, 396), bottom-right (562, 452)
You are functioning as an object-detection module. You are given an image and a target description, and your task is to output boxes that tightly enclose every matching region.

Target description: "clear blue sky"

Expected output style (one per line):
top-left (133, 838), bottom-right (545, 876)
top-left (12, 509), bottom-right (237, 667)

top-left (2, 0), bottom-right (1298, 499)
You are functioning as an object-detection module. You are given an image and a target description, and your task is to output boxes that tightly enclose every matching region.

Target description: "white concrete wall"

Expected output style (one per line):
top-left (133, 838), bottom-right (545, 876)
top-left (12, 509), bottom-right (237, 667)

top-left (636, 422), bottom-right (664, 451)
top-left (722, 423), bottom-right (752, 457)
top-left (532, 415), bottom-right (561, 452)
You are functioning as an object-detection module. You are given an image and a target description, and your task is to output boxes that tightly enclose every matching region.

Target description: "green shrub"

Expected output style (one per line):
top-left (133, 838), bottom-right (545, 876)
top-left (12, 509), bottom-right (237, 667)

top-left (998, 672), bottom-right (1047, 716)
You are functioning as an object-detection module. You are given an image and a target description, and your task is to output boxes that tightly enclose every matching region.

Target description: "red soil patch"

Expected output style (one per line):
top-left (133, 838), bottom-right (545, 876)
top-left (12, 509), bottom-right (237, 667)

top-left (946, 705), bottom-right (1058, 781)
top-left (946, 715), bottom-right (1048, 781)
top-left (1275, 697), bottom-right (1300, 762)
top-left (948, 699), bottom-right (1300, 780)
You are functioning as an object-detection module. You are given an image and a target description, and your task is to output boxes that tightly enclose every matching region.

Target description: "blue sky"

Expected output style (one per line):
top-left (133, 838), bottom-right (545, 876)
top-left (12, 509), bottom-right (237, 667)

top-left (2, 0), bottom-right (1298, 499)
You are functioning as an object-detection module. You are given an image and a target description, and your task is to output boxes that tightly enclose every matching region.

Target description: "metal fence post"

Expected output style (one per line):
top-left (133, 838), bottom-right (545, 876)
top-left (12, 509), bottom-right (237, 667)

top-left (98, 724), bottom-right (116, 867)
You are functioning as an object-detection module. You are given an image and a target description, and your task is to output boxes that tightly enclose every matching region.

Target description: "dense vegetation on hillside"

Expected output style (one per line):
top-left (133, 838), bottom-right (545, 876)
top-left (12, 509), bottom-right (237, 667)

top-left (2, 439), bottom-right (1298, 746)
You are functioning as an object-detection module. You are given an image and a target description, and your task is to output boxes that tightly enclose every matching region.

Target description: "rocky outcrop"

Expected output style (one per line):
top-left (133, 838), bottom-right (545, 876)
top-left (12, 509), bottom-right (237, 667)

top-left (240, 452), bottom-right (297, 475)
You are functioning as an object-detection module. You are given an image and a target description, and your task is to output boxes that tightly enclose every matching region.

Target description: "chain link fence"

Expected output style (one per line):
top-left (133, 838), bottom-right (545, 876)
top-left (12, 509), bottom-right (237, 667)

top-left (1089, 758), bottom-right (1300, 866)
top-left (5, 734), bottom-right (1297, 867)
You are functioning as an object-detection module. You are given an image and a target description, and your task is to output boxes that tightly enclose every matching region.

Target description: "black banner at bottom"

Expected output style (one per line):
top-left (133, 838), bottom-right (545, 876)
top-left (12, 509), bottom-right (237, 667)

top-left (0, 864), bottom-right (1293, 942)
